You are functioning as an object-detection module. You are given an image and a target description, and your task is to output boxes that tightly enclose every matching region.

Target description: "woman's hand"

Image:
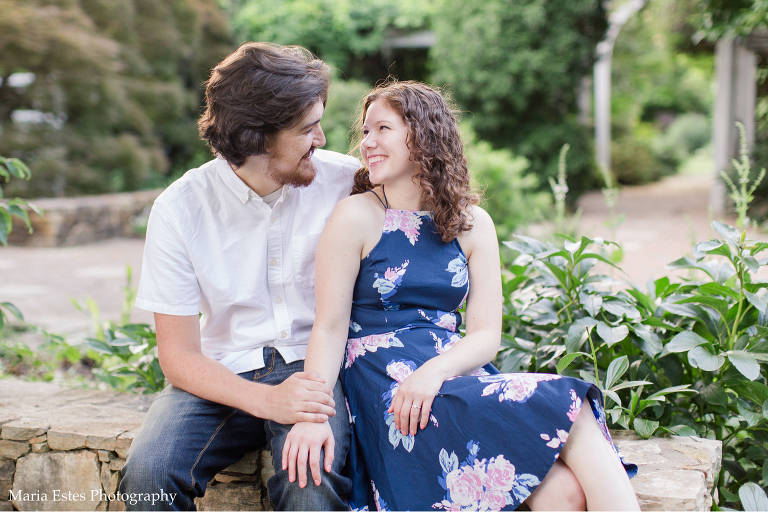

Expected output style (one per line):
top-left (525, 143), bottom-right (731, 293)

top-left (282, 421), bottom-right (335, 488)
top-left (388, 362), bottom-right (447, 437)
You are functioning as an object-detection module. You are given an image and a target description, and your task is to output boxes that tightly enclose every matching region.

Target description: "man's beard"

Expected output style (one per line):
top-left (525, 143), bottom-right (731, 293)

top-left (266, 153), bottom-right (317, 188)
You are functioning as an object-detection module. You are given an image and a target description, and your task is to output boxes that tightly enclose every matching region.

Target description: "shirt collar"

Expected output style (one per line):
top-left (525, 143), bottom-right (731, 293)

top-left (215, 157), bottom-right (252, 205)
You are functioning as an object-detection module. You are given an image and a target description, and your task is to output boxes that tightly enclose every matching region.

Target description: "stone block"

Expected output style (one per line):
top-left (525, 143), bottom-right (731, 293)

top-left (48, 423), bottom-right (126, 452)
top-left (0, 501), bottom-right (12, 511)
top-left (261, 450), bottom-right (275, 485)
top-left (31, 441), bottom-right (50, 453)
top-left (196, 481), bottom-right (262, 511)
top-left (11, 450), bottom-right (101, 511)
top-left (109, 459), bottom-right (125, 472)
top-left (2, 419), bottom-right (49, 441)
top-left (0, 459), bottom-right (15, 500)
top-left (98, 451), bottom-right (115, 462)
top-left (95, 501), bottom-right (107, 511)
top-left (101, 463), bottom-right (119, 495)
top-left (0, 440), bottom-right (30, 459)
top-left (214, 472), bottom-right (260, 483)
top-left (114, 430), bottom-right (138, 459)
top-left (632, 469), bottom-right (709, 510)
top-left (28, 434), bottom-right (46, 445)
top-left (223, 451), bottom-right (259, 474)
top-left (108, 498), bottom-right (126, 511)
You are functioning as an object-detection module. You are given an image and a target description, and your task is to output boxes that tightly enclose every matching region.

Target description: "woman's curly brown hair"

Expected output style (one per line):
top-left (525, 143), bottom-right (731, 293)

top-left (351, 80), bottom-right (480, 243)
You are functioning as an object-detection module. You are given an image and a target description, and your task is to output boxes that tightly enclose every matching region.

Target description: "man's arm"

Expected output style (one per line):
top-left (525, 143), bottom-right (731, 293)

top-left (155, 313), bottom-right (336, 424)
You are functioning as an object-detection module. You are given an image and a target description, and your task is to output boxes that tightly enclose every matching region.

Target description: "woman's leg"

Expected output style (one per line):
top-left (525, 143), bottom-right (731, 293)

top-left (524, 459), bottom-right (586, 511)
top-left (558, 405), bottom-right (640, 511)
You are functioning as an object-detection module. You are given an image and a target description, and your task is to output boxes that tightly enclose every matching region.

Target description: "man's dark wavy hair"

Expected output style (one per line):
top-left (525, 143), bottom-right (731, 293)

top-left (198, 42), bottom-right (330, 168)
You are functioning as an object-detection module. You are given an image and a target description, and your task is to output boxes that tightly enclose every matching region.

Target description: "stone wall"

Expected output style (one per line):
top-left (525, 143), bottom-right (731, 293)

top-left (0, 379), bottom-right (722, 511)
top-left (9, 190), bottom-right (162, 247)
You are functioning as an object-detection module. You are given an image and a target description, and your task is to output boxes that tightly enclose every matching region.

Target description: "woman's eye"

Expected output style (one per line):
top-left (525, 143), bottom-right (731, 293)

top-left (362, 129), bottom-right (369, 135)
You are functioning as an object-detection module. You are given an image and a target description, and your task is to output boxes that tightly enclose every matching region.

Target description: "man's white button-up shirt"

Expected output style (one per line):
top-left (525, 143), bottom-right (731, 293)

top-left (136, 149), bottom-right (359, 374)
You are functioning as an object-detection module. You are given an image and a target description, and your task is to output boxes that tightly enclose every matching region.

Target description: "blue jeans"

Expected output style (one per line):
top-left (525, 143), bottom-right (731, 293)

top-left (120, 348), bottom-right (352, 510)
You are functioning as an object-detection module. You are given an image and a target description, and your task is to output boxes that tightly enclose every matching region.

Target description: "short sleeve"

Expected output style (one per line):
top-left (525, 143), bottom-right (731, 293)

top-left (135, 202), bottom-right (201, 316)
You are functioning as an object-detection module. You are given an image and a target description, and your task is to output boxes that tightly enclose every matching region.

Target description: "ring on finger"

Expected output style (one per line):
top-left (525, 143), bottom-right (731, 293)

top-left (411, 404), bottom-right (421, 409)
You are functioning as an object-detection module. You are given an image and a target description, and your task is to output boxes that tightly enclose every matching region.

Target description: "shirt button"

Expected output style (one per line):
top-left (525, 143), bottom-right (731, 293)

top-left (270, 259), bottom-right (277, 266)
top-left (275, 297), bottom-right (282, 303)
top-left (270, 217), bottom-right (276, 223)
top-left (281, 331), bottom-right (288, 339)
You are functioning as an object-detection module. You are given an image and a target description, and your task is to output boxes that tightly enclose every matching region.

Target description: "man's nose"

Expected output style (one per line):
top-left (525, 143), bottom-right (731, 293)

top-left (314, 125), bottom-right (326, 148)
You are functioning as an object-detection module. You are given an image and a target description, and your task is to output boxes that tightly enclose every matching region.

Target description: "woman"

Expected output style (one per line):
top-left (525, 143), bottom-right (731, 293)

top-left (283, 81), bottom-right (639, 511)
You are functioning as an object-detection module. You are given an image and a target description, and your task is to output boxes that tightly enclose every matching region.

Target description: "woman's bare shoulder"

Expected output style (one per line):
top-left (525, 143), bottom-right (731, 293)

top-left (328, 191), bottom-right (385, 231)
top-left (457, 205), bottom-right (498, 257)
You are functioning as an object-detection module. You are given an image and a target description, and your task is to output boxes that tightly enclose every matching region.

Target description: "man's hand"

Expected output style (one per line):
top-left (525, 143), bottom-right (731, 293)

top-left (282, 421), bottom-right (335, 488)
top-left (267, 371), bottom-right (336, 425)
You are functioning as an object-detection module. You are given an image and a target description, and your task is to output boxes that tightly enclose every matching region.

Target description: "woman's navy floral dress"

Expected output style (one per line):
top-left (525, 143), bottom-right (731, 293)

top-left (340, 207), bottom-right (636, 511)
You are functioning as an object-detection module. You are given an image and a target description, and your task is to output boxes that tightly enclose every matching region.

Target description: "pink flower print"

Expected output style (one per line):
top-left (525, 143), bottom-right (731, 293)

top-left (435, 313), bottom-right (457, 332)
top-left (470, 367), bottom-right (491, 377)
top-left (386, 360), bottom-right (414, 383)
top-left (541, 429), bottom-right (569, 449)
top-left (481, 489), bottom-right (507, 510)
top-left (345, 333), bottom-right (403, 368)
top-left (382, 210), bottom-right (423, 245)
top-left (479, 374), bottom-right (561, 403)
top-left (445, 466), bottom-right (484, 506)
top-left (485, 455), bottom-right (515, 491)
top-left (567, 389), bottom-right (582, 422)
top-left (346, 338), bottom-right (366, 368)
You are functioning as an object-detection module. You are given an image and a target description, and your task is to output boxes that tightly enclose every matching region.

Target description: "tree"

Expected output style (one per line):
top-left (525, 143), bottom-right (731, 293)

top-left (0, 0), bottom-right (233, 198)
top-left (430, 0), bottom-right (608, 199)
top-left (692, 0), bottom-right (768, 41)
top-left (229, 0), bottom-right (433, 82)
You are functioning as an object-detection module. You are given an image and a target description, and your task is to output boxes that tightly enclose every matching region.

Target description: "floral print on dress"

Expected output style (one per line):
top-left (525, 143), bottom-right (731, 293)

top-left (381, 360), bottom-right (418, 452)
top-left (446, 254), bottom-right (468, 288)
top-left (383, 209), bottom-right (425, 245)
top-left (567, 389), bottom-right (582, 422)
top-left (433, 440), bottom-right (540, 510)
top-left (419, 309), bottom-right (458, 332)
top-left (478, 374), bottom-right (561, 403)
top-left (346, 332), bottom-right (404, 368)
top-left (373, 260), bottom-right (409, 310)
top-left (540, 429), bottom-right (569, 450)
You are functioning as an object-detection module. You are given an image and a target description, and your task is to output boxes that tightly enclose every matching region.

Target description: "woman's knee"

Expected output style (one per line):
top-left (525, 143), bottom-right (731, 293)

top-left (525, 459), bottom-right (586, 511)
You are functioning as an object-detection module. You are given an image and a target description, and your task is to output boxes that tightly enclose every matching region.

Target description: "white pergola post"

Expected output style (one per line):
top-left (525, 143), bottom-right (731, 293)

top-left (711, 38), bottom-right (757, 214)
top-left (593, 0), bottom-right (648, 174)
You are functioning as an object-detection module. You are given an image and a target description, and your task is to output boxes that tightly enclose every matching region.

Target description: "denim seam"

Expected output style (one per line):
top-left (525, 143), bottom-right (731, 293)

top-left (253, 350), bottom-right (276, 382)
top-left (185, 408), bottom-right (238, 508)
top-left (266, 421), bottom-right (277, 508)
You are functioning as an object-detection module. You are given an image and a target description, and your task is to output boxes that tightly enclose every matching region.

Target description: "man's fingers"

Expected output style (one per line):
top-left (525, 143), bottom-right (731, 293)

top-left (323, 436), bottom-right (335, 473)
top-left (297, 445), bottom-right (309, 488)
top-left (308, 445), bottom-right (322, 486)
top-left (298, 412), bottom-right (329, 424)
top-left (294, 371), bottom-right (326, 383)
top-left (281, 437), bottom-right (291, 471)
top-left (287, 441), bottom-right (298, 484)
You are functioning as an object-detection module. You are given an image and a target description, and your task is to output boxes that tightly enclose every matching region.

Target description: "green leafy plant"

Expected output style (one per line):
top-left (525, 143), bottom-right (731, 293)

top-left (721, 121), bottom-right (766, 229)
top-left (497, 220), bottom-right (768, 508)
top-left (74, 267), bottom-right (164, 393)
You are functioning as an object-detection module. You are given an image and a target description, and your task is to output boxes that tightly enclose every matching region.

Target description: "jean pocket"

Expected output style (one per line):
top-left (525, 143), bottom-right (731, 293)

top-left (293, 232), bottom-right (322, 289)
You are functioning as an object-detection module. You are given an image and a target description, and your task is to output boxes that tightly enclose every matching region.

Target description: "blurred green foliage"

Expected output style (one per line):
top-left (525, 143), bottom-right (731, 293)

top-left (322, 76), bottom-right (371, 154)
top-left (611, 0), bottom-right (713, 185)
top-left (430, 0), bottom-right (607, 200)
top-left (228, 0), bottom-right (433, 82)
top-left (0, 0), bottom-right (234, 198)
top-left (692, 0), bottom-right (768, 41)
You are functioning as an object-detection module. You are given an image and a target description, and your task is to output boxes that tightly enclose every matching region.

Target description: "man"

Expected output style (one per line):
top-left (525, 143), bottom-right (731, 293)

top-left (120, 42), bottom-right (359, 511)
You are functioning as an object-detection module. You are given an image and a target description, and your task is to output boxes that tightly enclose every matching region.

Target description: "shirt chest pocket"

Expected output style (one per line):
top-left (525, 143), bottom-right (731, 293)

top-left (293, 232), bottom-right (322, 289)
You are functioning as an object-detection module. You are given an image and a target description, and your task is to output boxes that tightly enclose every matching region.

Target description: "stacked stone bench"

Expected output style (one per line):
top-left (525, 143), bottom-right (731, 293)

top-left (0, 379), bottom-right (721, 511)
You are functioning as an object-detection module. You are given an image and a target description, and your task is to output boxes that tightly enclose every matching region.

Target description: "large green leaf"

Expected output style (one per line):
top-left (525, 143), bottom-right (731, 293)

top-left (605, 355), bottom-right (629, 390)
top-left (579, 292), bottom-right (602, 317)
top-left (566, 318), bottom-right (598, 353)
top-left (727, 351), bottom-right (762, 381)
top-left (692, 240), bottom-right (723, 259)
top-left (745, 289), bottom-right (768, 315)
top-left (634, 327), bottom-right (662, 357)
top-left (676, 295), bottom-right (728, 318)
top-left (625, 288), bottom-right (656, 314)
top-left (666, 331), bottom-right (708, 353)
top-left (601, 300), bottom-right (641, 320)
top-left (688, 346), bottom-right (725, 371)
top-left (712, 220), bottom-right (741, 247)
top-left (699, 282), bottom-right (740, 301)
top-left (633, 418), bottom-right (660, 439)
top-left (556, 352), bottom-right (590, 374)
top-left (596, 322), bottom-right (629, 347)
top-left (740, 482), bottom-right (768, 511)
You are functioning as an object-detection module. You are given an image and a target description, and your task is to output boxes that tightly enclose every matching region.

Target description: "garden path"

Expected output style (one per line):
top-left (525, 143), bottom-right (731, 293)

top-left (0, 167), bottom-right (753, 344)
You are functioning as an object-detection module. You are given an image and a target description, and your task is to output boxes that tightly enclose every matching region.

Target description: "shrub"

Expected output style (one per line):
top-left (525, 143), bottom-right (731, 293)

top-left (611, 137), bottom-right (668, 185)
top-left (497, 221), bottom-right (768, 509)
